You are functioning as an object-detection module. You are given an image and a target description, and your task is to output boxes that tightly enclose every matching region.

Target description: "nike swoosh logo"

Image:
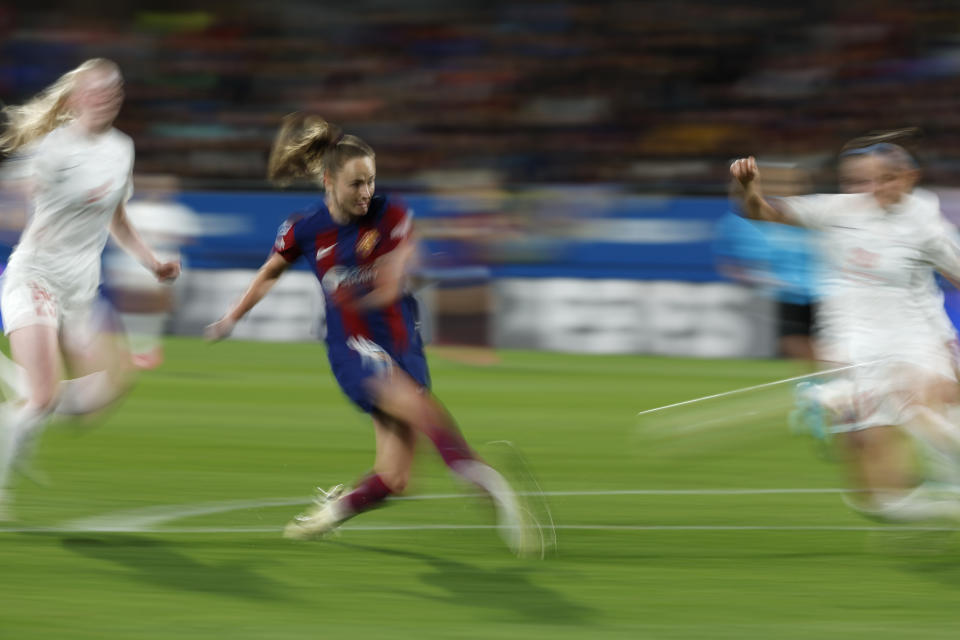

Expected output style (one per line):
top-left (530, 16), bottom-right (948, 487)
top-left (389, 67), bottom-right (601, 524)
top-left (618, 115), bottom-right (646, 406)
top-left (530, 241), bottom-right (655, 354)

top-left (316, 245), bottom-right (336, 260)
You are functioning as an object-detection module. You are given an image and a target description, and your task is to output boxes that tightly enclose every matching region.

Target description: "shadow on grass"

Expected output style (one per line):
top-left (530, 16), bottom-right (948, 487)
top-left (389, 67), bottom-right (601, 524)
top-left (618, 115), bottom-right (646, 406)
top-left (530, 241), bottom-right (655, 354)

top-left (331, 540), bottom-right (596, 626)
top-left (59, 535), bottom-right (297, 602)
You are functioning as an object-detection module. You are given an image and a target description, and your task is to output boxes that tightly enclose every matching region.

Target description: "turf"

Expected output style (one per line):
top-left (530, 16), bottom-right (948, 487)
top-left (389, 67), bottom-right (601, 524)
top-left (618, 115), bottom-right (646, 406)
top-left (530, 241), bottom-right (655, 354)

top-left (2, 338), bottom-right (960, 639)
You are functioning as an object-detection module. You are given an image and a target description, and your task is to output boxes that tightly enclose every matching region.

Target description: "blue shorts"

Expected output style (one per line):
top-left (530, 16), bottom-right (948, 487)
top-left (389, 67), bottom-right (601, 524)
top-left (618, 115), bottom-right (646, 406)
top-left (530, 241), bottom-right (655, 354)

top-left (328, 336), bottom-right (431, 413)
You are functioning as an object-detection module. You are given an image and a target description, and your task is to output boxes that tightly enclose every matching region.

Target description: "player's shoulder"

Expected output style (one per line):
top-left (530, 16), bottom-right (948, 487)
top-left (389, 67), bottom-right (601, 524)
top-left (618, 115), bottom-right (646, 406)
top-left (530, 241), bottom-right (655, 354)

top-left (781, 191), bottom-right (854, 212)
top-left (34, 125), bottom-right (70, 153)
top-left (905, 189), bottom-right (941, 219)
top-left (815, 192), bottom-right (861, 209)
top-left (371, 194), bottom-right (414, 236)
top-left (280, 201), bottom-right (334, 233)
top-left (903, 190), bottom-right (954, 242)
top-left (367, 193), bottom-right (409, 218)
top-left (107, 127), bottom-right (133, 146)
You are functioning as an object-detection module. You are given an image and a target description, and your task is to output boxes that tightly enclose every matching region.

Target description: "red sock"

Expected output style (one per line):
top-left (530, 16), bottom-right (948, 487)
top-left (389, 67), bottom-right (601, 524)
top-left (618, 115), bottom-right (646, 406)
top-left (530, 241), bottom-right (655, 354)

top-left (425, 425), bottom-right (476, 467)
top-left (342, 473), bottom-right (392, 516)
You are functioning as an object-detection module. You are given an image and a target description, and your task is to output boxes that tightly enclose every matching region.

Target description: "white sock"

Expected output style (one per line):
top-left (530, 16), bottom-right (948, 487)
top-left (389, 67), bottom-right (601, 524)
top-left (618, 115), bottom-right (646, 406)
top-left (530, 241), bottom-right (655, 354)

top-left (0, 407), bottom-right (17, 497)
top-left (0, 352), bottom-right (28, 401)
top-left (0, 404), bottom-right (52, 493)
top-left (873, 486), bottom-right (960, 522)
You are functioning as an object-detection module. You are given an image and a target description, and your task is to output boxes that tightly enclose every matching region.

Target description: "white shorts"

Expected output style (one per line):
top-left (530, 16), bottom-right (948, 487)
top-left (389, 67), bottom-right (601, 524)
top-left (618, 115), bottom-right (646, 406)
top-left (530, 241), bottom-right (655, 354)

top-left (823, 359), bottom-right (955, 433)
top-left (1, 276), bottom-right (98, 345)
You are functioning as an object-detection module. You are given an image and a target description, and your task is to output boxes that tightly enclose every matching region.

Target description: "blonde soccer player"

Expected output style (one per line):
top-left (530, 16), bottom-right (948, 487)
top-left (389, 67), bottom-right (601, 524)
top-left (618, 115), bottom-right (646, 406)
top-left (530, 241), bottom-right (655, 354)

top-left (732, 140), bottom-right (960, 522)
top-left (206, 113), bottom-right (536, 555)
top-left (0, 59), bottom-right (180, 518)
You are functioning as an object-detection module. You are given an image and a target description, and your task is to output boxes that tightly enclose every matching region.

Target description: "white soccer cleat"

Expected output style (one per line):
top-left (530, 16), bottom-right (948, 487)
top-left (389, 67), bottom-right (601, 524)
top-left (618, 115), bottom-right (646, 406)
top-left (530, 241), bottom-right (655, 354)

top-left (283, 484), bottom-right (345, 540)
top-left (452, 458), bottom-right (544, 558)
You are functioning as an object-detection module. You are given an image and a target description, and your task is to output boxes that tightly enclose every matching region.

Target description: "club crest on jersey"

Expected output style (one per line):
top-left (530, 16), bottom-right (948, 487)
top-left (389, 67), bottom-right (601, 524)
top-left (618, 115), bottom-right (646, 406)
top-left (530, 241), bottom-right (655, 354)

top-left (357, 230), bottom-right (380, 258)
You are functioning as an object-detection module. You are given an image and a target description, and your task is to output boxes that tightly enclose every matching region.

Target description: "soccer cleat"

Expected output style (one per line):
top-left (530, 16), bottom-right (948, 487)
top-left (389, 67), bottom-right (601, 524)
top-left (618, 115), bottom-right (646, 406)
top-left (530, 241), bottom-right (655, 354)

top-left (283, 484), bottom-right (345, 540)
top-left (452, 458), bottom-right (544, 558)
top-left (789, 382), bottom-right (830, 441)
top-left (497, 490), bottom-right (545, 559)
top-left (482, 440), bottom-right (557, 558)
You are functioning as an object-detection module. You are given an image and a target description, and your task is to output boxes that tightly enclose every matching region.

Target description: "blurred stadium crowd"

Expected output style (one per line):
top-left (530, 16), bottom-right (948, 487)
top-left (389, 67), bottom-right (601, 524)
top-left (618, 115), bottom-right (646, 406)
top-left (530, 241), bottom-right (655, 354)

top-left (3, 0), bottom-right (960, 191)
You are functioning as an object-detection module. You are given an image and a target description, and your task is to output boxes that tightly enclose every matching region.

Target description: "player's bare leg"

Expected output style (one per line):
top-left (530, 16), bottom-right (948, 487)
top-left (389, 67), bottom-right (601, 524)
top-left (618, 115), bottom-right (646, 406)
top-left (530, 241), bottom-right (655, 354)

top-left (0, 325), bottom-right (63, 515)
top-left (369, 371), bottom-right (534, 555)
top-left (57, 317), bottom-right (136, 417)
top-left (842, 426), bottom-right (960, 521)
top-left (284, 414), bottom-right (415, 539)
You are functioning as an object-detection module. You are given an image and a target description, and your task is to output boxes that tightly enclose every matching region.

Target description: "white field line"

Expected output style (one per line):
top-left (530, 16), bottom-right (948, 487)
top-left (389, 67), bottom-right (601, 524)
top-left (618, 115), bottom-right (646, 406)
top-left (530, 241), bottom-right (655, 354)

top-left (59, 488), bottom-right (856, 533)
top-left (636, 360), bottom-right (885, 417)
top-left (2, 523), bottom-right (958, 534)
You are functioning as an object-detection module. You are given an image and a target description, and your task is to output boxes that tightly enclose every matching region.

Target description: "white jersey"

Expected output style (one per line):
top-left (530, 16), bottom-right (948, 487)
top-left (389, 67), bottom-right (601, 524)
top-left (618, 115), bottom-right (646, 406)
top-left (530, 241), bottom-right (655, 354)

top-left (4, 124), bottom-right (133, 305)
top-left (780, 191), bottom-right (960, 372)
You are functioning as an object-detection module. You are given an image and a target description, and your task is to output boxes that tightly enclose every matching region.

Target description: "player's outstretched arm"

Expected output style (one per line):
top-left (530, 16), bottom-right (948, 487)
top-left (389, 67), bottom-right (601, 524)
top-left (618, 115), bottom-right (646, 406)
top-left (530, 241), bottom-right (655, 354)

top-left (730, 156), bottom-right (795, 225)
top-left (205, 252), bottom-right (290, 341)
top-left (109, 203), bottom-right (181, 282)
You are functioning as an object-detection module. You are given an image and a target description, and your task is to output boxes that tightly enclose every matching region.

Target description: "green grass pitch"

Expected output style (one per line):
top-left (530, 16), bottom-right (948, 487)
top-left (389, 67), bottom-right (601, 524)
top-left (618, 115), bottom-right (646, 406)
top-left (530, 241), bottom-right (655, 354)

top-left (2, 338), bottom-right (960, 639)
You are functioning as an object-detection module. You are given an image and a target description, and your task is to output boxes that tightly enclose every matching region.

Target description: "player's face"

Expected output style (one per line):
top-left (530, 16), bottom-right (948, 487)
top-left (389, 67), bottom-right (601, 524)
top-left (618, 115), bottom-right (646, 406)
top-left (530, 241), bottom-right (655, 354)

top-left (872, 157), bottom-right (913, 207)
top-left (72, 66), bottom-right (124, 131)
top-left (839, 154), bottom-right (912, 206)
top-left (328, 156), bottom-right (376, 219)
top-left (839, 155), bottom-right (874, 194)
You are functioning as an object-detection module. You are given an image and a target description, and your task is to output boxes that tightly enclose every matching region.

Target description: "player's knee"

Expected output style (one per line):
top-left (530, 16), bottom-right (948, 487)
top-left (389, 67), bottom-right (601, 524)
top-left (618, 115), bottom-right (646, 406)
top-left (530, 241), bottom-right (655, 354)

top-left (28, 383), bottom-right (60, 414)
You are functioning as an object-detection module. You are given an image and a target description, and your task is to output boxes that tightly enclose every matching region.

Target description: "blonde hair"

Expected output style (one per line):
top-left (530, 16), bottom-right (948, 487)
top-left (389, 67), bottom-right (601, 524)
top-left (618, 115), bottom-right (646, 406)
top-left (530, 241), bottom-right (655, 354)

top-left (0, 58), bottom-right (119, 154)
top-left (267, 112), bottom-right (374, 187)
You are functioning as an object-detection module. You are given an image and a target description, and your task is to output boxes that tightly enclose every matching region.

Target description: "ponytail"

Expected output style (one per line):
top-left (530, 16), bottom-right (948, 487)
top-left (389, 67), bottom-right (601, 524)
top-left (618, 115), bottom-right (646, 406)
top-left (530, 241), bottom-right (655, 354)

top-left (267, 112), bottom-right (374, 187)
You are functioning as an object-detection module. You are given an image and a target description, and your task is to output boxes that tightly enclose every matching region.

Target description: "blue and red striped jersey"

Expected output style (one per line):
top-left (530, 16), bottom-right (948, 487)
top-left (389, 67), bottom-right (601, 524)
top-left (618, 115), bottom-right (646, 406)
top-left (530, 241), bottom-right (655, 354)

top-left (272, 194), bottom-right (417, 355)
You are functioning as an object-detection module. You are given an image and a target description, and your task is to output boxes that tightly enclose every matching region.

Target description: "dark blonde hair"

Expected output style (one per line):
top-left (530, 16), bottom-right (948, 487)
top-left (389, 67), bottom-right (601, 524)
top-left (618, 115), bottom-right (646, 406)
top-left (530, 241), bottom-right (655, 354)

top-left (267, 113), bottom-right (375, 186)
top-left (0, 58), bottom-right (120, 153)
top-left (840, 127), bottom-right (921, 171)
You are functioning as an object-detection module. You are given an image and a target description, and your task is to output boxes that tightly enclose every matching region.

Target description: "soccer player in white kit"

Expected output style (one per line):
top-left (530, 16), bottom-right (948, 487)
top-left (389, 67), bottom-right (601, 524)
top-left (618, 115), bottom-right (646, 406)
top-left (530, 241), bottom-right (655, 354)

top-left (731, 143), bottom-right (960, 522)
top-left (0, 59), bottom-right (180, 518)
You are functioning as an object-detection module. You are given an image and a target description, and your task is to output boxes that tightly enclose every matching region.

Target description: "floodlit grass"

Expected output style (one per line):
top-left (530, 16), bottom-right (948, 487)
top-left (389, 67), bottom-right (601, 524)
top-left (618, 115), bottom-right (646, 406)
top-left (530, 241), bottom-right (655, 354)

top-left (2, 339), bottom-right (959, 639)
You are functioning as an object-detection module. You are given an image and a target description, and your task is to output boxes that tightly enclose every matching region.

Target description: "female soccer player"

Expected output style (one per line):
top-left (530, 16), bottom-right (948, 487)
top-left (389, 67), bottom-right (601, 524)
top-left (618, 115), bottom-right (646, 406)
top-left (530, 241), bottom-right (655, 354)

top-left (206, 113), bottom-right (532, 554)
top-left (731, 141), bottom-right (960, 522)
top-left (0, 59), bottom-right (180, 517)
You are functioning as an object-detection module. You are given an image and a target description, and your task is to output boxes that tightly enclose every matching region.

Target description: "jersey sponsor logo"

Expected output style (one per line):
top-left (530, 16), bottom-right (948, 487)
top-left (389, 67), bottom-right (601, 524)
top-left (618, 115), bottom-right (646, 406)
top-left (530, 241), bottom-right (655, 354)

top-left (321, 264), bottom-right (376, 294)
top-left (849, 247), bottom-right (878, 268)
top-left (356, 230), bottom-right (380, 258)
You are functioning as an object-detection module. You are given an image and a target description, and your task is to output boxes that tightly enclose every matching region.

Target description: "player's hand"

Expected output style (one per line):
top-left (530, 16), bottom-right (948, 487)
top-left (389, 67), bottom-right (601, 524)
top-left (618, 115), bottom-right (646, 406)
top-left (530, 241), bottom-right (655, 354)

top-left (204, 317), bottom-right (236, 342)
top-left (730, 156), bottom-right (759, 186)
top-left (154, 260), bottom-right (181, 283)
top-left (330, 284), bottom-right (358, 309)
